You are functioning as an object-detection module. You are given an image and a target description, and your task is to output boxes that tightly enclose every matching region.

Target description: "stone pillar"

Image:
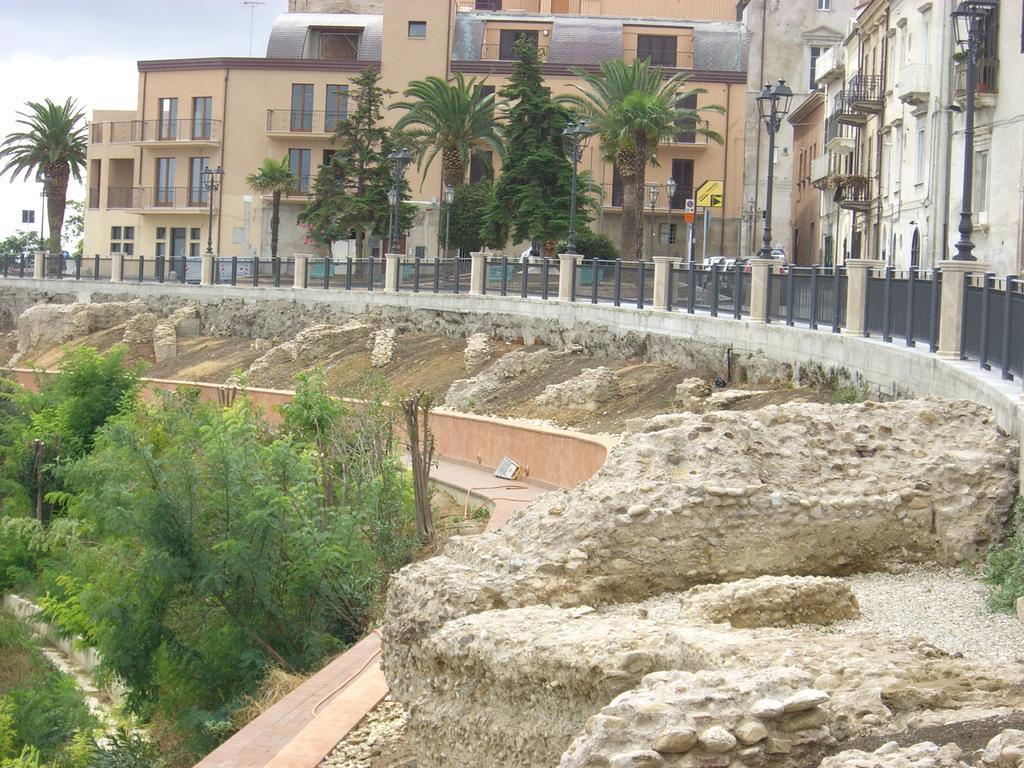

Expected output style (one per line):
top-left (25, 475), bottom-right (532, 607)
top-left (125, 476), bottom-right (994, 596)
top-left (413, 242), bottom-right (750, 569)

top-left (32, 250), bottom-right (45, 280)
top-left (652, 257), bottom-right (675, 310)
top-left (747, 258), bottom-right (774, 322)
top-left (558, 253), bottom-right (575, 301)
top-left (292, 254), bottom-right (309, 289)
top-left (937, 259), bottom-right (990, 359)
top-left (384, 253), bottom-right (400, 293)
top-left (469, 252), bottom-right (486, 294)
top-left (110, 252), bottom-right (124, 283)
top-left (199, 253), bottom-right (215, 286)
top-left (841, 259), bottom-right (882, 336)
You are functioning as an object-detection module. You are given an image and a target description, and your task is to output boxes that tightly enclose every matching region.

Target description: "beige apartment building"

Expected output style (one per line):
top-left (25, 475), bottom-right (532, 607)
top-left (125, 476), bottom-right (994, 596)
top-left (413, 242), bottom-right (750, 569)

top-left (83, 0), bottom-right (749, 264)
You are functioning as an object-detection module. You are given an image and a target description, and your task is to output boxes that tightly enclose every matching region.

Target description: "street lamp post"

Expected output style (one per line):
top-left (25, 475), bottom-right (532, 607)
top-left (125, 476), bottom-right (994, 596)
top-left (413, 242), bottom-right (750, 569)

top-left (951, 0), bottom-right (998, 261)
top-left (35, 170), bottom-right (49, 250)
top-left (386, 148), bottom-right (413, 254)
top-left (561, 120), bottom-right (594, 254)
top-left (755, 79), bottom-right (793, 259)
top-left (201, 165), bottom-right (224, 256)
top-left (647, 183), bottom-right (660, 261)
top-left (666, 176), bottom-right (677, 259)
top-left (443, 184), bottom-right (455, 259)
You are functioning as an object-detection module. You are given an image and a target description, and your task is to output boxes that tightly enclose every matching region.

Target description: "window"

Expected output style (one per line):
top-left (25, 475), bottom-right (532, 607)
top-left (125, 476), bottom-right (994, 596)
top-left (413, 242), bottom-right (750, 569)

top-left (809, 46), bottom-right (822, 90)
top-left (674, 93), bottom-right (698, 143)
top-left (325, 84), bottom-right (349, 132)
top-left (893, 128), bottom-right (903, 191)
top-left (192, 96), bottom-right (212, 140)
top-left (319, 31), bottom-right (360, 60)
top-left (920, 10), bottom-right (931, 64)
top-left (818, 0), bottom-right (831, 9)
top-left (157, 97), bottom-right (178, 140)
top-left (289, 148), bottom-right (311, 193)
top-left (975, 149), bottom-right (989, 214)
top-left (189, 227), bottom-right (202, 258)
top-left (408, 21), bottom-right (427, 38)
top-left (323, 149), bottom-right (336, 166)
top-left (636, 34), bottom-right (678, 67)
top-left (915, 125), bottom-right (926, 183)
top-left (110, 226), bottom-right (134, 255)
top-left (291, 84), bottom-right (314, 132)
top-left (470, 150), bottom-right (493, 183)
top-left (189, 157), bottom-right (209, 206)
top-left (658, 223), bottom-right (678, 245)
top-left (670, 158), bottom-right (694, 209)
top-left (21, 210), bottom-right (34, 224)
top-left (156, 157), bottom-right (175, 206)
top-left (498, 29), bottom-right (538, 60)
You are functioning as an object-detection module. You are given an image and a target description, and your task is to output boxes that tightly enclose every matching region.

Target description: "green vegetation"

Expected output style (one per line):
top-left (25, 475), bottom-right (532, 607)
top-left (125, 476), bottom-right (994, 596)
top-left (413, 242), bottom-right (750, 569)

top-left (985, 498), bottom-right (1024, 612)
top-left (438, 182), bottom-right (492, 256)
top-left (247, 157), bottom-right (297, 261)
top-left (0, 354), bottom-right (418, 766)
top-left (557, 227), bottom-right (620, 261)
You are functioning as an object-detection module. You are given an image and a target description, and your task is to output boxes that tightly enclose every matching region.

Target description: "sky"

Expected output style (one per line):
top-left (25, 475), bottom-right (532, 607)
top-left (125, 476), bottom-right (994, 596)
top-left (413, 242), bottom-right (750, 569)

top-left (0, 0), bottom-right (289, 241)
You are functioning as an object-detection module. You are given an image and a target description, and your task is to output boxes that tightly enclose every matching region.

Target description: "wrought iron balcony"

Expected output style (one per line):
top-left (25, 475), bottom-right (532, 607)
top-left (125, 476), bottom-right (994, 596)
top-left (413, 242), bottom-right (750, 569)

top-left (847, 74), bottom-right (884, 114)
top-left (830, 89), bottom-right (866, 128)
top-left (129, 118), bottom-right (222, 144)
top-left (834, 178), bottom-right (872, 212)
top-left (105, 186), bottom-right (217, 212)
top-left (266, 110), bottom-right (348, 135)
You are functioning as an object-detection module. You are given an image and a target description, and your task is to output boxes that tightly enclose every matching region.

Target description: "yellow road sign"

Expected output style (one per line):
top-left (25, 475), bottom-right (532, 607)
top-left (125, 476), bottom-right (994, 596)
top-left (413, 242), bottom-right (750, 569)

top-left (696, 180), bottom-right (724, 208)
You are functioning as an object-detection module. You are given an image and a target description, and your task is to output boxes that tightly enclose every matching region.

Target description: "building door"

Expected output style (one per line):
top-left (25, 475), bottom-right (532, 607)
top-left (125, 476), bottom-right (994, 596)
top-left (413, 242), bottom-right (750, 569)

top-left (171, 227), bottom-right (188, 278)
top-left (910, 228), bottom-right (920, 267)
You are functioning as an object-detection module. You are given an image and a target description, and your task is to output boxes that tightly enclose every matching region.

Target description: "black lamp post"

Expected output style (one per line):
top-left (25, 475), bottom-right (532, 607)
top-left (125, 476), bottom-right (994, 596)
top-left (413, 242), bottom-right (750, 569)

top-left (951, 0), bottom-right (998, 261)
top-left (755, 79), bottom-right (793, 259)
top-left (386, 148), bottom-right (413, 253)
top-left (443, 184), bottom-right (455, 259)
top-left (201, 164), bottom-right (224, 255)
top-left (647, 183), bottom-right (660, 261)
top-left (666, 176), bottom-right (677, 258)
top-left (35, 169), bottom-right (50, 250)
top-left (562, 119), bottom-right (593, 254)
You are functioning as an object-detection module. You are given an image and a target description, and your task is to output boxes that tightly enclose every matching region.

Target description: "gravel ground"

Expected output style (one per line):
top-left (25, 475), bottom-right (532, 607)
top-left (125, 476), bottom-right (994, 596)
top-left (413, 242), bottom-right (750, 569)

top-left (829, 565), bottom-right (1024, 664)
top-left (320, 697), bottom-right (410, 768)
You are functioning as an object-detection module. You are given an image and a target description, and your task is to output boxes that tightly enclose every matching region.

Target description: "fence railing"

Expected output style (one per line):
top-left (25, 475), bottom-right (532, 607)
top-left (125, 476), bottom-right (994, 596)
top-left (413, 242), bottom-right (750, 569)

top-left (266, 109), bottom-right (347, 134)
top-left (125, 118), bottom-right (222, 143)
top-left (104, 187), bottom-right (216, 211)
top-left (3, 253), bottom-right (1020, 390)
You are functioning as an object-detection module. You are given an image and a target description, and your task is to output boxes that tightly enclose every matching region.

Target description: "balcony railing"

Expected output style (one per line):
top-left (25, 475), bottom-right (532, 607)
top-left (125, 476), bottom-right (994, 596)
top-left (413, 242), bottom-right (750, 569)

top-left (835, 179), bottom-right (872, 212)
top-left (954, 58), bottom-right (999, 100)
top-left (831, 88), bottom-right (866, 127)
top-left (624, 48), bottom-right (695, 70)
top-left (468, 0), bottom-right (734, 20)
top-left (105, 186), bottom-right (216, 211)
top-left (480, 42), bottom-right (550, 61)
top-left (660, 119), bottom-right (709, 146)
top-left (266, 109), bottom-right (348, 134)
top-left (128, 118), bottom-right (222, 143)
top-left (847, 74), bottom-right (883, 113)
top-left (88, 187), bottom-right (100, 209)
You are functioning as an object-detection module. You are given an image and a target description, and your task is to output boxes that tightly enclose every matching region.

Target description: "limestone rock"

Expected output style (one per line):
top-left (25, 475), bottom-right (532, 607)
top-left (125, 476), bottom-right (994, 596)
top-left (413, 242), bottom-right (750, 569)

top-left (16, 300), bottom-right (148, 354)
top-left (445, 348), bottom-right (559, 411)
top-left (820, 740), bottom-right (966, 768)
top-left (734, 719), bottom-right (768, 745)
top-left (122, 312), bottom-right (157, 345)
top-left (706, 389), bottom-right (770, 411)
top-left (981, 730), bottom-right (1024, 768)
top-left (675, 377), bottom-right (712, 409)
top-left (652, 727), bottom-right (698, 753)
top-left (464, 333), bottom-right (494, 372)
top-left (699, 726), bottom-right (737, 753)
top-left (678, 575), bottom-right (859, 628)
top-left (370, 328), bottom-right (396, 368)
top-left (535, 366), bottom-right (621, 411)
top-left (245, 320), bottom-right (370, 381)
top-left (782, 689), bottom-right (830, 713)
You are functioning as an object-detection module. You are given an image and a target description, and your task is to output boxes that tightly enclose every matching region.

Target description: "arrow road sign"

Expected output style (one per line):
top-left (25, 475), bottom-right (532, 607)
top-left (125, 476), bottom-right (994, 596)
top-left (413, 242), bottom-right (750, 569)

top-left (696, 180), bottom-right (724, 208)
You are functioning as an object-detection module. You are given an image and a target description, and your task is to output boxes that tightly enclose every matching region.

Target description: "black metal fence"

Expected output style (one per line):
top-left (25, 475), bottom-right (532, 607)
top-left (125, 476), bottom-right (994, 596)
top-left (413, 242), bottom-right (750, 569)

top-left (963, 273), bottom-right (1023, 380)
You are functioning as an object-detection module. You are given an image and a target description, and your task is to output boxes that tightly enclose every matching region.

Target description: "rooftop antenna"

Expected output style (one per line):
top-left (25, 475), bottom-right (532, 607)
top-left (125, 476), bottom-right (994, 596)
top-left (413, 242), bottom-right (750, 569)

top-left (243, 1), bottom-right (266, 57)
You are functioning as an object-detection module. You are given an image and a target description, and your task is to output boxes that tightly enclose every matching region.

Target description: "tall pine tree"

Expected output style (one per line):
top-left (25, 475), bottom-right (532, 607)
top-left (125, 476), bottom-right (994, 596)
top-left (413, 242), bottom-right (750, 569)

top-left (483, 39), bottom-right (581, 253)
top-left (300, 68), bottom-right (414, 259)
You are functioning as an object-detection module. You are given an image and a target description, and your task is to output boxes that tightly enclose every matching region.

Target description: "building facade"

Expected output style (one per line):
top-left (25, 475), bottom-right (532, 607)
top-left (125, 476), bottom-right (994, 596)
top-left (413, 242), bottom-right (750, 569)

top-left (788, 90), bottom-right (825, 265)
top-left (83, 0), bottom-right (750, 264)
top-left (737, 0), bottom-right (858, 259)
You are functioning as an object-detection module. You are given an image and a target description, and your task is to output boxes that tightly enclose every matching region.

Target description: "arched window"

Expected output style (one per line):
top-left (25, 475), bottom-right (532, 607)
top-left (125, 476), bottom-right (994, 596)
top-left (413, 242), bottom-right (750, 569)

top-left (910, 228), bottom-right (921, 267)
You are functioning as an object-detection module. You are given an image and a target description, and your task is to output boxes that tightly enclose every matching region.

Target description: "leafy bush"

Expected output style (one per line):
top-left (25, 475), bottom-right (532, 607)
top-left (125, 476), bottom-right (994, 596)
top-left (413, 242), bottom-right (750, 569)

top-left (557, 227), bottom-right (619, 260)
top-left (986, 497), bottom-right (1024, 612)
top-left (434, 182), bottom-right (491, 257)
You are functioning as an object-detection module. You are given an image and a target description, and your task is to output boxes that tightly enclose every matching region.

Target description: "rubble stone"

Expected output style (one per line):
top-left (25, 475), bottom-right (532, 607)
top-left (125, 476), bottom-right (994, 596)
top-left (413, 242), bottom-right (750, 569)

top-left (464, 332), bottom-right (494, 371)
top-left (370, 328), bottom-right (396, 368)
top-left (535, 366), bottom-right (621, 411)
top-left (678, 576), bottom-right (859, 628)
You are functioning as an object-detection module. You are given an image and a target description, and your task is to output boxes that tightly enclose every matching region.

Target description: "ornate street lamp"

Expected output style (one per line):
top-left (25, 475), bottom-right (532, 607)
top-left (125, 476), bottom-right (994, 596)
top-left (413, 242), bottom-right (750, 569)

top-left (666, 176), bottom-right (678, 258)
top-left (755, 79), bottom-right (793, 259)
top-left (443, 184), bottom-right (455, 259)
top-left (562, 119), bottom-right (594, 254)
top-left (951, 0), bottom-right (998, 261)
top-left (386, 148), bottom-right (413, 253)
top-left (35, 169), bottom-right (50, 251)
top-left (647, 182), bottom-right (660, 261)
top-left (201, 165), bottom-right (224, 256)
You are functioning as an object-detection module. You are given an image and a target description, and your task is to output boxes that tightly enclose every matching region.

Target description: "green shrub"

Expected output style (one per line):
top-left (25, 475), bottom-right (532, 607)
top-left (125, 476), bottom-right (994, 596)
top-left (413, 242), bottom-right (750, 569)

top-left (986, 497), bottom-right (1024, 612)
top-left (557, 227), bottom-right (619, 260)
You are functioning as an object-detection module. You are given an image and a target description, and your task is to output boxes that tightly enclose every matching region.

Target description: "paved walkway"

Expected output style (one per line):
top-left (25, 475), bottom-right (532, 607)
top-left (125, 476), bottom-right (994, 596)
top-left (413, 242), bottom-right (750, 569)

top-left (194, 458), bottom-right (555, 768)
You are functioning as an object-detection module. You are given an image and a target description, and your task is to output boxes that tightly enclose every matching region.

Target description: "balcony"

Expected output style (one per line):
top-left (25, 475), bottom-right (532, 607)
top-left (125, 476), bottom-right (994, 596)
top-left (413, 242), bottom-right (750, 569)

top-left (896, 64), bottom-right (930, 109)
top-left (266, 110), bottom-right (347, 137)
top-left (847, 74), bottom-right (883, 114)
top-left (88, 187), bottom-right (100, 209)
top-left (834, 177), bottom-right (872, 212)
top-left (824, 113), bottom-right (855, 155)
top-left (810, 156), bottom-right (831, 189)
top-left (624, 48), bottom-right (695, 70)
top-left (106, 186), bottom-right (216, 213)
top-left (480, 42), bottom-right (550, 61)
top-left (830, 90), bottom-right (866, 129)
top-left (814, 47), bottom-right (843, 86)
top-left (127, 119), bottom-right (222, 146)
top-left (954, 59), bottom-right (999, 108)
top-left (659, 120), bottom-right (709, 147)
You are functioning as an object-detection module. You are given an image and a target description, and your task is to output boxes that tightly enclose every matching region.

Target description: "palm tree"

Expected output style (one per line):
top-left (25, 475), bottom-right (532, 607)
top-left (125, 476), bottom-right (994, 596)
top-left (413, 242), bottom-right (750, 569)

top-left (564, 59), bottom-right (722, 261)
top-left (0, 98), bottom-right (87, 264)
top-left (247, 157), bottom-right (296, 261)
top-left (391, 73), bottom-right (503, 188)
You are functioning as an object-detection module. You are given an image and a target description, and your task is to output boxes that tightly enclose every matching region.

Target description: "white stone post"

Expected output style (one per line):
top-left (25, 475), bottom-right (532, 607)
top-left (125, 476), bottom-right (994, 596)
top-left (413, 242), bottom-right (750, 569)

top-left (384, 253), bottom-right (400, 293)
top-left (110, 252), bottom-right (124, 283)
top-left (292, 254), bottom-right (309, 289)
top-left (937, 260), bottom-right (990, 359)
top-left (32, 250), bottom-right (45, 280)
top-left (747, 258), bottom-right (774, 322)
top-left (199, 253), bottom-right (215, 286)
top-left (558, 253), bottom-right (575, 301)
top-left (652, 257), bottom-right (674, 310)
top-left (469, 252), bottom-right (486, 294)
top-left (841, 259), bottom-right (882, 336)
